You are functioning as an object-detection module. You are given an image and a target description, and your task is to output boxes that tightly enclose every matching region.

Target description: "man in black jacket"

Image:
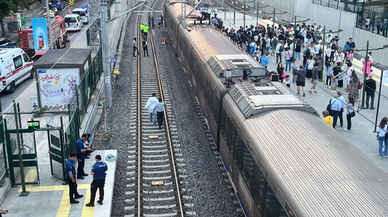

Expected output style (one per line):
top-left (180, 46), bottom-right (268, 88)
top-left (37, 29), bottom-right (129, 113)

top-left (365, 75), bottom-right (376, 109)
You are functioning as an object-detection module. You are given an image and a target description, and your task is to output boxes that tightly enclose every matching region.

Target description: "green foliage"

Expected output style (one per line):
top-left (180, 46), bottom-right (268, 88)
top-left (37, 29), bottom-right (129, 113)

top-left (0, 0), bottom-right (32, 18)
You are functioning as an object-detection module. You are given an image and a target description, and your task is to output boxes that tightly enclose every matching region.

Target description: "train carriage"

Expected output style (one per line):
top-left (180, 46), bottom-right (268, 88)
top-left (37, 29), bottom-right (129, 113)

top-left (164, 1), bottom-right (388, 217)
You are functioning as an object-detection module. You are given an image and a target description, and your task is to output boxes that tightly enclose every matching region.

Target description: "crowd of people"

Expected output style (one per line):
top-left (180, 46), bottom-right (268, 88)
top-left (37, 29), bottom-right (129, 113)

top-left (211, 15), bottom-right (384, 155)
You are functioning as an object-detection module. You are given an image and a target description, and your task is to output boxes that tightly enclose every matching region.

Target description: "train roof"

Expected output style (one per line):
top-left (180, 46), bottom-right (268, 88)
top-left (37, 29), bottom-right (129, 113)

top-left (240, 107), bottom-right (388, 216)
top-left (229, 82), bottom-right (315, 118)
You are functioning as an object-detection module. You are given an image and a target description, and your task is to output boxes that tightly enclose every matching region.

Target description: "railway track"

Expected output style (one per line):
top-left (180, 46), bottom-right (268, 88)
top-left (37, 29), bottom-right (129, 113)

top-left (124, 14), bottom-right (194, 217)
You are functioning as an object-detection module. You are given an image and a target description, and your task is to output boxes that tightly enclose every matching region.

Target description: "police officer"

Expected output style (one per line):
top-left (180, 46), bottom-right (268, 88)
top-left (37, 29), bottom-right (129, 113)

top-left (86, 155), bottom-right (108, 207)
top-left (65, 153), bottom-right (83, 204)
top-left (76, 134), bottom-right (90, 179)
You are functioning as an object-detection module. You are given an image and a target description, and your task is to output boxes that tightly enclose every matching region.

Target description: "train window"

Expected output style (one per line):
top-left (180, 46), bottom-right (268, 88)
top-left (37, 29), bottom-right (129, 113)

top-left (239, 142), bottom-right (265, 203)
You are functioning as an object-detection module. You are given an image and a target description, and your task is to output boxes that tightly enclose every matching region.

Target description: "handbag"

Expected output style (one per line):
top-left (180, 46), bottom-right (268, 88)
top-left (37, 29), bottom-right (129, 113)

top-left (350, 111), bottom-right (356, 118)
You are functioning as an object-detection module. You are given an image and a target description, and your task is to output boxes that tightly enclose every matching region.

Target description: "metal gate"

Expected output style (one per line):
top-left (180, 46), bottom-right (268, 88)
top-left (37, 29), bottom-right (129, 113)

top-left (47, 124), bottom-right (66, 180)
top-left (4, 122), bottom-right (39, 187)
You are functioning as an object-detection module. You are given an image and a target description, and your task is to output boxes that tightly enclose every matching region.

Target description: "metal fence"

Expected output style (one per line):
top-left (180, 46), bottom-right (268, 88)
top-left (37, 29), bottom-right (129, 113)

top-left (64, 47), bottom-right (103, 155)
top-left (311, 0), bottom-right (366, 13)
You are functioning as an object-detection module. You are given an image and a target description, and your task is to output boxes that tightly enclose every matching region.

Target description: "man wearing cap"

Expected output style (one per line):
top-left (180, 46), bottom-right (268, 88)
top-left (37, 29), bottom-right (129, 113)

top-left (86, 155), bottom-right (108, 207)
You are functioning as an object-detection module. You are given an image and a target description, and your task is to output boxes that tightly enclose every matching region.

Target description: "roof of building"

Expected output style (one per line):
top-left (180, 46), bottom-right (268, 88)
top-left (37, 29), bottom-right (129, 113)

top-left (34, 48), bottom-right (91, 68)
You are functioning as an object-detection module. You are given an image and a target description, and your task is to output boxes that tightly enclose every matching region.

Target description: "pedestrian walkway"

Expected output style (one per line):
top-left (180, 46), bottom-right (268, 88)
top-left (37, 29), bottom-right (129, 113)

top-left (1, 150), bottom-right (116, 217)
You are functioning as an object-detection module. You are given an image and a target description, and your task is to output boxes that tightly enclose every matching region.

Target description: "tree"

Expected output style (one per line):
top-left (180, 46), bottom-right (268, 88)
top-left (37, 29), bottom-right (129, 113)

top-left (0, 0), bottom-right (31, 34)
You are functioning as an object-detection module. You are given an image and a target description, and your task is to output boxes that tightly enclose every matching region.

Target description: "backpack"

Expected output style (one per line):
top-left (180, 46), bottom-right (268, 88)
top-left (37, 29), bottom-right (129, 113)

top-left (279, 45), bottom-right (284, 52)
top-left (326, 99), bottom-right (333, 113)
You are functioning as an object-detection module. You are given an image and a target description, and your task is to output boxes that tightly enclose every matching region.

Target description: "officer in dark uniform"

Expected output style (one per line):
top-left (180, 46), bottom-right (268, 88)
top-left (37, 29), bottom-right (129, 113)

top-left (65, 153), bottom-right (83, 204)
top-left (86, 154), bottom-right (108, 207)
top-left (76, 134), bottom-right (90, 179)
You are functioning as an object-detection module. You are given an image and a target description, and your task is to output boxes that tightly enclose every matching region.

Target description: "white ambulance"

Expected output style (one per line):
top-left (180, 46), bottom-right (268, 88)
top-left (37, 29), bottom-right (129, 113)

top-left (0, 48), bottom-right (34, 92)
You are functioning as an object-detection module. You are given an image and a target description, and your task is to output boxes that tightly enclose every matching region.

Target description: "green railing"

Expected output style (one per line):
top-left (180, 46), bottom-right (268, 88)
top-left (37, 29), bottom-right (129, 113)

top-left (64, 47), bottom-right (103, 155)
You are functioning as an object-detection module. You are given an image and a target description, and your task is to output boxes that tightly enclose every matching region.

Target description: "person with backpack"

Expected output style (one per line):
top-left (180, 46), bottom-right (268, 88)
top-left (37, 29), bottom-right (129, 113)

top-left (275, 41), bottom-right (283, 63)
top-left (284, 47), bottom-right (292, 71)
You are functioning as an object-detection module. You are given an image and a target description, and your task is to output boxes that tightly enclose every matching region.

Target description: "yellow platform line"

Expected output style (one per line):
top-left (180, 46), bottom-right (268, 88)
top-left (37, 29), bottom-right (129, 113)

top-left (81, 186), bottom-right (95, 217)
top-left (55, 188), bottom-right (71, 217)
top-left (25, 169), bottom-right (37, 183)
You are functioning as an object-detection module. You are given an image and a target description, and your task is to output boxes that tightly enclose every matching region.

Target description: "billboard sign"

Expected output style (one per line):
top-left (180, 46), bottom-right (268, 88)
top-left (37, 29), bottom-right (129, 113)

top-left (37, 68), bottom-right (80, 107)
top-left (31, 18), bottom-right (49, 55)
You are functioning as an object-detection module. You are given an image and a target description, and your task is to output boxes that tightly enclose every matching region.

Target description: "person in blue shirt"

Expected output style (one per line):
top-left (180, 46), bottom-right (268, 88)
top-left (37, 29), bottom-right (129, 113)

top-left (65, 153), bottom-right (83, 204)
top-left (260, 52), bottom-right (269, 69)
top-left (76, 134), bottom-right (91, 179)
top-left (86, 154), bottom-right (108, 207)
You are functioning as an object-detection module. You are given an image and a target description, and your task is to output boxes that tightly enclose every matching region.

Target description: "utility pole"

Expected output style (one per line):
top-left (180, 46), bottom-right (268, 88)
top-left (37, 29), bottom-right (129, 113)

top-left (321, 25), bottom-right (326, 81)
top-left (361, 40), bottom-right (369, 109)
top-left (101, 0), bottom-right (112, 132)
top-left (374, 69), bottom-right (384, 132)
top-left (46, 0), bottom-right (51, 48)
top-left (233, 1), bottom-right (236, 25)
top-left (243, 0), bottom-right (246, 27)
top-left (223, 0), bottom-right (226, 23)
top-left (256, 0), bottom-right (258, 26)
top-left (273, 8), bottom-right (275, 26)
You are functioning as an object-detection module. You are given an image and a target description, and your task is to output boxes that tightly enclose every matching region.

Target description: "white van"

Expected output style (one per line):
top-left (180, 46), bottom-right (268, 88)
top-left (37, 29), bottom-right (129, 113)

top-left (72, 8), bottom-right (88, 24)
top-left (0, 48), bottom-right (33, 92)
top-left (64, 14), bottom-right (82, 31)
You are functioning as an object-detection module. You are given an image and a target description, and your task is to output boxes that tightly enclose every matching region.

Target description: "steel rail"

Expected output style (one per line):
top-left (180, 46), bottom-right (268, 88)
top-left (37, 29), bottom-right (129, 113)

top-left (150, 25), bottom-right (185, 217)
top-left (136, 15), bottom-right (143, 217)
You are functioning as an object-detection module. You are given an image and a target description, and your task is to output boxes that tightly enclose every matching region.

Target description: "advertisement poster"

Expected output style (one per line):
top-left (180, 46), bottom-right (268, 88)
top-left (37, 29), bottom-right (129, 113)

top-left (31, 18), bottom-right (49, 55)
top-left (38, 68), bottom-right (80, 107)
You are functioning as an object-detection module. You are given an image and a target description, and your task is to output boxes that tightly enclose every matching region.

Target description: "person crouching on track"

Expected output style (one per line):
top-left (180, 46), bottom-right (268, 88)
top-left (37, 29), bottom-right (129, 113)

top-left (65, 153), bottom-right (83, 204)
top-left (145, 93), bottom-right (159, 125)
top-left (86, 155), bottom-right (108, 207)
top-left (154, 98), bottom-right (165, 129)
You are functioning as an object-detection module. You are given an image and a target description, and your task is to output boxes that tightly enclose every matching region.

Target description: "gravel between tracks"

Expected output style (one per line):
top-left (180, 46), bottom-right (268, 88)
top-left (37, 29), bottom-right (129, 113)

top-left (93, 12), bottom-right (242, 217)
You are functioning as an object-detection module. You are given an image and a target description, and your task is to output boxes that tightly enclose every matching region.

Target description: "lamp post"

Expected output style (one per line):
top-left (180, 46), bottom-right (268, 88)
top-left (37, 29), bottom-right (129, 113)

top-left (374, 69), bottom-right (385, 132)
top-left (255, 1), bottom-right (268, 26)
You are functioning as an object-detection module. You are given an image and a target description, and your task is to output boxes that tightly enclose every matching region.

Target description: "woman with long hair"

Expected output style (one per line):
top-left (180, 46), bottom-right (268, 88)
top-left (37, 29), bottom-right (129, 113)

top-left (377, 117), bottom-right (388, 157)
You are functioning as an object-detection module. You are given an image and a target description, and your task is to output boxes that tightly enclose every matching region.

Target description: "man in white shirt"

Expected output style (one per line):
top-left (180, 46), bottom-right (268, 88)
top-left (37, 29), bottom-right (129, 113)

top-left (145, 93), bottom-right (159, 125)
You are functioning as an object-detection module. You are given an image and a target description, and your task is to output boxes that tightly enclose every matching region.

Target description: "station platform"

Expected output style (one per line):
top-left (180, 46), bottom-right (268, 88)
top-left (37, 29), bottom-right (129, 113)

top-left (1, 150), bottom-right (117, 217)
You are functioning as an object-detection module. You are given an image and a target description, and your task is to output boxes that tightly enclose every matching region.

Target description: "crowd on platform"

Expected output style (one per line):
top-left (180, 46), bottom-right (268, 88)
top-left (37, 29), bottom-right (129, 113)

top-left (210, 16), bottom-right (387, 156)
